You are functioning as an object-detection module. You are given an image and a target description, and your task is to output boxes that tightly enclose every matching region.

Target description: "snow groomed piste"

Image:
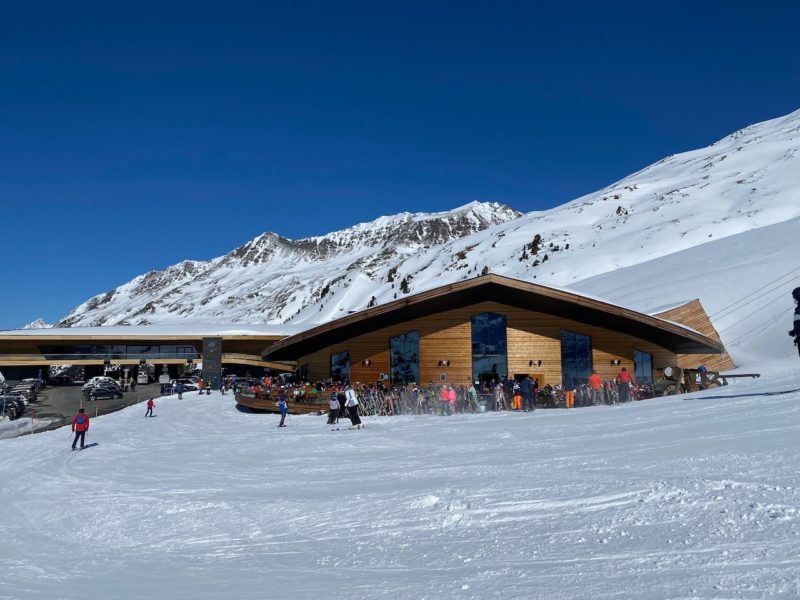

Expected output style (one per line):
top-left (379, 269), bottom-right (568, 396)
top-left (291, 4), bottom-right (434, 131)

top-left (1, 359), bottom-right (798, 599)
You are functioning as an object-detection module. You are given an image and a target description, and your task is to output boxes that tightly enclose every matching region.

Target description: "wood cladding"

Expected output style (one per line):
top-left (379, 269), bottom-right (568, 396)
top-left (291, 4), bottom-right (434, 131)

top-left (654, 300), bottom-right (735, 372)
top-left (299, 301), bottom-right (680, 385)
top-left (266, 274), bottom-right (723, 360)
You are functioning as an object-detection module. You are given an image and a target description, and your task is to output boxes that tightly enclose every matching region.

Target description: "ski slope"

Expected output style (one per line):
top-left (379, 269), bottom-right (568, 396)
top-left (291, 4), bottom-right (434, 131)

top-left (1, 365), bottom-right (799, 599)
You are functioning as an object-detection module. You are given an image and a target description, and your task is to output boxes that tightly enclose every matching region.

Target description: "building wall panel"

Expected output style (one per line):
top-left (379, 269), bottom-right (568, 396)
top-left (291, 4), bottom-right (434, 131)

top-left (299, 302), bottom-right (680, 386)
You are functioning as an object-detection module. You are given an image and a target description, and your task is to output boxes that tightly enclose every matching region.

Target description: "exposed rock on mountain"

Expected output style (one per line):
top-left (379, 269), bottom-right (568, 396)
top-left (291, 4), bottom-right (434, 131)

top-left (56, 109), bottom-right (800, 329)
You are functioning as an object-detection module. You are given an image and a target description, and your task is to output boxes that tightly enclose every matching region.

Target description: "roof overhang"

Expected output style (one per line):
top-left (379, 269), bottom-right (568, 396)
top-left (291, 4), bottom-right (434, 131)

top-left (263, 274), bottom-right (724, 361)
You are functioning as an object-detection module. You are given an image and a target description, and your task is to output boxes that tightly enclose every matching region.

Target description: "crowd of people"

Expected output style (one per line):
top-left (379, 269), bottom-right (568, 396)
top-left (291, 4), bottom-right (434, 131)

top-left (235, 368), bottom-right (654, 425)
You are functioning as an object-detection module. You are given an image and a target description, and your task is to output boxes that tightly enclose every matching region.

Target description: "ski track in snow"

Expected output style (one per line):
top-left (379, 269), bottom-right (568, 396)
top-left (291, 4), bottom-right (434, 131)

top-left (1, 363), bottom-right (799, 599)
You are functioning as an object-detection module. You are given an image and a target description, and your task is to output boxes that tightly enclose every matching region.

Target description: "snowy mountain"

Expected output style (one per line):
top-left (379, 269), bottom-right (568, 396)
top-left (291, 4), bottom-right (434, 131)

top-left (21, 318), bottom-right (52, 329)
top-left (55, 201), bottom-right (522, 327)
top-left (56, 109), bottom-right (800, 347)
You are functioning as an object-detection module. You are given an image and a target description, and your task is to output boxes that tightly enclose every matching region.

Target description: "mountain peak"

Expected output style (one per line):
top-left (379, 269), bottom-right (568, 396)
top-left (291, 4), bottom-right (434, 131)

top-left (51, 109), bottom-right (800, 329)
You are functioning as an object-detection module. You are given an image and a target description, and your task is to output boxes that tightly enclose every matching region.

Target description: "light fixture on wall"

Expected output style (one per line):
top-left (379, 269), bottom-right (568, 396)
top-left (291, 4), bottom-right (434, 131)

top-left (438, 360), bottom-right (451, 367)
top-left (362, 359), bottom-right (372, 367)
top-left (611, 359), bottom-right (621, 366)
top-left (528, 360), bottom-right (542, 367)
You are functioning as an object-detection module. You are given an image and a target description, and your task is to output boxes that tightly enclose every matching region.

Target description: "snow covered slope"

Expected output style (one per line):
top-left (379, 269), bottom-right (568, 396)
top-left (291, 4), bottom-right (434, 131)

top-left (571, 217), bottom-right (800, 365)
top-left (54, 109), bottom-right (800, 330)
top-left (2, 366), bottom-right (799, 599)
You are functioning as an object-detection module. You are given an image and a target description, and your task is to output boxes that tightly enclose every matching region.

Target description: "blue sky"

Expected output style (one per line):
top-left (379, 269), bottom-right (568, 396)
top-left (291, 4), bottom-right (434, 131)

top-left (1, 0), bottom-right (798, 329)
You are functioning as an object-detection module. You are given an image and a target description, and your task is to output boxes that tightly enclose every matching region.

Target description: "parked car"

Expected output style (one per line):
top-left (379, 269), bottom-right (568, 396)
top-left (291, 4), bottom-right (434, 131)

top-left (82, 376), bottom-right (118, 391)
top-left (1, 399), bottom-right (19, 420)
top-left (20, 378), bottom-right (44, 391)
top-left (84, 383), bottom-right (123, 401)
top-left (51, 374), bottom-right (76, 385)
top-left (0, 395), bottom-right (26, 418)
top-left (170, 378), bottom-right (198, 391)
top-left (9, 386), bottom-right (36, 402)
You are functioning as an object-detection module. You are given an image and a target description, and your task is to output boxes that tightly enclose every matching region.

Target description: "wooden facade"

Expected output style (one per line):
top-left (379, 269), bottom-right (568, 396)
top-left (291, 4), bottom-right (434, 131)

top-left (297, 301), bottom-right (678, 386)
top-left (654, 300), bottom-right (735, 372)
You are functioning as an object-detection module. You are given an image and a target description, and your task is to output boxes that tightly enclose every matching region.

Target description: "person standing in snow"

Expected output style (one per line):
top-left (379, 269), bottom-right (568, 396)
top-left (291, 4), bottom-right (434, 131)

top-left (563, 374), bottom-right (575, 409)
top-left (71, 408), bottom-right (90, 450)
top-left (327, 392), bottom-right (339, 425)
top-left (276, 395), bottom-right (288, 427)
top-left (344, 383), bottom-right (362, 429)
top-left (588, 370), bottom-right (603, 406)
top-left (615, 367), bottom-right (635, 403)
top-left (145, 397), bottom-right (154, 417)
top-left (789, 287), bottom-right (800, 359)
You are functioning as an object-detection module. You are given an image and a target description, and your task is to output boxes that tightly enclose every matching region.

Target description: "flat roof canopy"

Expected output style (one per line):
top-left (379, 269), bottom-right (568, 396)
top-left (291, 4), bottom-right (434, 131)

top-left (263, 274), bottom-right (724, 360)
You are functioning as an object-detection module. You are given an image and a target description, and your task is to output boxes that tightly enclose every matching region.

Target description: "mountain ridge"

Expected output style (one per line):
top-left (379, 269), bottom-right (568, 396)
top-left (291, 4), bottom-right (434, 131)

top-left (54, 109), bottom-right (800, 331)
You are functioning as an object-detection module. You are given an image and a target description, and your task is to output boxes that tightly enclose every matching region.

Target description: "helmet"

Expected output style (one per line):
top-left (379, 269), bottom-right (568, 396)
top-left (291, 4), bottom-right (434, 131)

top-left (793, 287), bottom-right (800, 301)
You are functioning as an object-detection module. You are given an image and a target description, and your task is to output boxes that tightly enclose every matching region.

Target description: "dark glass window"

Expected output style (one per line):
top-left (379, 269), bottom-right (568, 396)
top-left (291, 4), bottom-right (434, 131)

top-left (560, 330), bottom-right (592, 388)
top-left (38, 344), bottom-right (199, 360)
top-left (633, 349), bottom-right (653, 383)
top-left (330, 351), bottom-right (350, 382)
top-left (471, 312), bottom-right (507, 383)
top-left (390, 331), bottom-right (419, 384)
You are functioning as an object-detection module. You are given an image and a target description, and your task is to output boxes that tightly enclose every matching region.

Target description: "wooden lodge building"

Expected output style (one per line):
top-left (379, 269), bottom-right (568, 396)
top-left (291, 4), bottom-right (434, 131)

top-left (263, 274), bottom-right (734, 388)
top-left (0, 275), bottom-right (733, 388)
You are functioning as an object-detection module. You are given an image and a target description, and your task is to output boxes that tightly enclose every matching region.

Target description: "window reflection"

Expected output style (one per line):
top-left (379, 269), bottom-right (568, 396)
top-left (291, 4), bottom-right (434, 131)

top-left (390, 331), bottom-right (419, 384)
top-left (38, 344), bottom-right (199, 360)
top-left (330, 351), bottom-right (350, 382)
top-left (633, 349), bottom-right (653, 383)
top-left (560, 330), bottom-right (592, 388)
top-left (471, 312), bottom-right (507, 383)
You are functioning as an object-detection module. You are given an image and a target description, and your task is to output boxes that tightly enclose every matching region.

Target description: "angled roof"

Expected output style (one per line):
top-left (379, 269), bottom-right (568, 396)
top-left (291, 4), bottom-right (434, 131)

top-left (263, 274), bottom-right (725, 360)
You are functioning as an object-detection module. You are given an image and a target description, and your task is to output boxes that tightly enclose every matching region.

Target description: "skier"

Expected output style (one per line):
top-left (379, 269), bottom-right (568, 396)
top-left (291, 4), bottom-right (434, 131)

top-left (71, 408), bottom-right (90, 450)
top-left (563, 374), bottom-right (575, 409)
top-left (615, 367), bottom-right (635, 403)
top-left (276, 395), bottom-right (288, 427)
top-left (512, 380), bottom-right (521, 410)
top-left (789, 287), bottom-right (800, 359)
top-left (588, 370), bottom-right (602, 406)
top-left (327, 392), bottom-right (339, 425)
top-left (520, 376), bottom-right (533, 412)
top-left (145, 397), bottom-right (154, 417)
top-left (344, 383), bottom-right (362, 429)
top-left (447, 385), bottom-right (457, 414)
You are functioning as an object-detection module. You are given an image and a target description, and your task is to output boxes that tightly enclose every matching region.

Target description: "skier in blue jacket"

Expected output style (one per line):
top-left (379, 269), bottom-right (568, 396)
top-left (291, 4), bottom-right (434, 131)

top-left (276, 396), bottom-right (288, 427)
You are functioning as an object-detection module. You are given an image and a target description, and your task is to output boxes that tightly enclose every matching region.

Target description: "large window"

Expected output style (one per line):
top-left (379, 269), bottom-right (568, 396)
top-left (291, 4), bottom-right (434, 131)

top-left (471, 312), bottom-right (507, 383)
top-left (390, 331), bottom-right (419, 384)
top-left (633, 349), bottom-right (653, 383)
top-left (38, 344), bottom-right (199, 361)
top-left (330, 351), bottom-right (350, 382)
top-left (560, 330), bottom-right (592, 388)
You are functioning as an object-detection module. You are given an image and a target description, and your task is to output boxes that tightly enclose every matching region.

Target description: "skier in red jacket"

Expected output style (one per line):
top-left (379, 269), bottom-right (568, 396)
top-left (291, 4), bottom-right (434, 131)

top-left (145, 398), bottom-right (155, 418)
top-left (71, 408), bottom-right (90, 450)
